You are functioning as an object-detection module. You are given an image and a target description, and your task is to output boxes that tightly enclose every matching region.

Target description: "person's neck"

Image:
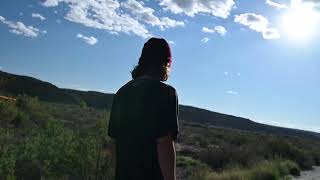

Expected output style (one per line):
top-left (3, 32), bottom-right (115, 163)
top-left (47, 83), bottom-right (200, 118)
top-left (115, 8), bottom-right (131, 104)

top-left (138, 75), bottom-right (160, 81)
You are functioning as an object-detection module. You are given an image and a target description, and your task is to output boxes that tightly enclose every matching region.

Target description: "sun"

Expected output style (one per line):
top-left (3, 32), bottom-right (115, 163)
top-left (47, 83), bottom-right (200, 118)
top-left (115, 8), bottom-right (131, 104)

top-left (281, 1), bottom-right (319, 41)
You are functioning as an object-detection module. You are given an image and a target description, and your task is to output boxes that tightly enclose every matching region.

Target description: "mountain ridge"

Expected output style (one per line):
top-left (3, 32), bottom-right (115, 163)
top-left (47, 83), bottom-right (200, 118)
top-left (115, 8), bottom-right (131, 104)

top-left (1, 70), bottom-right (319, 140)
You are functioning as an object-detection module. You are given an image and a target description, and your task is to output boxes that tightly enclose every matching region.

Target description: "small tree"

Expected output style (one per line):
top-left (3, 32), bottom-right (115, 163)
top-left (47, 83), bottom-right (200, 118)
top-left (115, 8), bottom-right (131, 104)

top-left (0, 146), bottom-right (16, 180)
top-left (0, 101), bottom-right (18, 135)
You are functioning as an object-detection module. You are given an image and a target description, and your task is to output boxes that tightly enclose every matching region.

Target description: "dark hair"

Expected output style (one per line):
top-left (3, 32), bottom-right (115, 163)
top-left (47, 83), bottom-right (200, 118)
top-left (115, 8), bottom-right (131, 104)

top-left (131, 63), bottom-right (170, 81)
top-left (131, 37), bottom-right (172, 81)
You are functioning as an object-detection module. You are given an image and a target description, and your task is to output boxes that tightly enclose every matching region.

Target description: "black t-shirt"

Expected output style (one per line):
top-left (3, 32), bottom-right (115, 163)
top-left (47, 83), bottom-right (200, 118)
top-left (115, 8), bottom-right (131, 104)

top-left (108, 78), bottom-right (179, 180)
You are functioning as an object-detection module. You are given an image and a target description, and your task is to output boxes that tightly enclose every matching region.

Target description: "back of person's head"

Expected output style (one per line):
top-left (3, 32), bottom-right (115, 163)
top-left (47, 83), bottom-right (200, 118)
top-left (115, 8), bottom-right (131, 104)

top-left (131, 37), bottom-right (172, 81)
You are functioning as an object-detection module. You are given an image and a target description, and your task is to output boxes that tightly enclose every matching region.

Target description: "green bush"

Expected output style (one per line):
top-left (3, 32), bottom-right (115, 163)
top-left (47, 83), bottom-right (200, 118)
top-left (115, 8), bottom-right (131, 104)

top-left (177, 156), bottom-right (202, 167)
top-left (189, 159), bottom-right (300, 180)
top-left (279, 160), bottom-right (300, 176)
top-left (188, 163), bottom-right (212, 180)
top-left (0, 146), bottom-right (16, 180)
top-left (18, 119), bottom-right (114, 179)
top-left (248, 161), bottom-right (280, 180)
top-left (0, 96), bottom-right (114, 179)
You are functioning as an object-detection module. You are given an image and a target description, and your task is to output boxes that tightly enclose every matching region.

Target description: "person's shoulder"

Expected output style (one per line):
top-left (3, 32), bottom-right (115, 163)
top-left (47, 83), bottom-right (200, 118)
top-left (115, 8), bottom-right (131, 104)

top-left (159, 82), bottom-right (177, 96)
top-left (115, 80), bottom-right (134, 96)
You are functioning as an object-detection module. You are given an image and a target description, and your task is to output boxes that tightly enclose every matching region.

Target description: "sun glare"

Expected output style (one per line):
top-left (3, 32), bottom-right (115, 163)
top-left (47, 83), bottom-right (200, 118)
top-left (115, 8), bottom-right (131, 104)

top-left (281, 1), bottom-right (319, 41)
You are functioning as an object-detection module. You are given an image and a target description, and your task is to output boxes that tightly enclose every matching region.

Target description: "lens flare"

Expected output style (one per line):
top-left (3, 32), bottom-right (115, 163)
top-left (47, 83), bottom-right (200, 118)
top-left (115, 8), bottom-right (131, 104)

top-left (281, 1), bottom-right (319, 41)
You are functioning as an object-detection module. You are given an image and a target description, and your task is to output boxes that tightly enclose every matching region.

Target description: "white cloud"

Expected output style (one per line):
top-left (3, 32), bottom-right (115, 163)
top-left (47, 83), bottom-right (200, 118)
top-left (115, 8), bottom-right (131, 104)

top-left (266, 0), bottom-right (288, 9)
top-left (234, 13), bottom-right (280, 39)
top-left (168, 40), bottom-right (175, 45)
top-left (202, 26), bottom-right (227, 36)
top-left (201, 37), bottom-right (210, 43)
top-left (42, 0), bottom-right (151, 38)
top-left (77, 33), bottom-right (98, 45)
top-left (234, 13), bottom-right (268, 32)
top-left (202, 27), bottom-right (215, 33)
top-left (224, 72), bottom-right (241, 77)
top-left (159, 0), bottom-right (235, 18)
top-left (0, 66), bottom-right (2, 70)
top-left (0, 16), bottom-right (46, 37)
top-left (32, 13), bottom-right (46, 21)
top-left (122, 0), bottom-right (184, 30)
top-left (42, 0), bottom-right (59, 7)
top-left (214, 26), bottom-right (227, 36)
top-left (159, 17), bottom-right (185, 29)
top-left (226, 90), bottom-right (238, 95)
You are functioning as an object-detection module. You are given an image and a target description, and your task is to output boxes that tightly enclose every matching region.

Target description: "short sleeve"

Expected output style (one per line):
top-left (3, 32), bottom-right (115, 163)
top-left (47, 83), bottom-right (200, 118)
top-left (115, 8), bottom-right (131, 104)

top-left (108, 94), bottom-right (120, 139)
top-left (156, 87), bottom-right (179, 140)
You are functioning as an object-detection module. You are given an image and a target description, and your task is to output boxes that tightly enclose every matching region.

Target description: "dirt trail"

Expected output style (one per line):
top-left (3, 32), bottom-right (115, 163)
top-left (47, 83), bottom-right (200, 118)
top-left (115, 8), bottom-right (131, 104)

top-left (292, 166), bottom-right (320, 180)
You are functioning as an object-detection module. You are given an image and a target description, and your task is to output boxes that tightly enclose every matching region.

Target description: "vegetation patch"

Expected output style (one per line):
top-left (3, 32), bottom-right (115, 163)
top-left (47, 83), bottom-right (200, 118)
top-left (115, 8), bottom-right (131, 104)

top-left (0, 95), bottom-right (319, 180)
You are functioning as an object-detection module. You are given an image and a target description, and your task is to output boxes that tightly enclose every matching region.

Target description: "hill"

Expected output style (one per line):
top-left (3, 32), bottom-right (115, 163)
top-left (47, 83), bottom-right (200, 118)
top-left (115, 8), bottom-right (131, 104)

top-left (0, 70), bottom-right (113, 109)
top-left (1, 70), bottom-right (319, 140)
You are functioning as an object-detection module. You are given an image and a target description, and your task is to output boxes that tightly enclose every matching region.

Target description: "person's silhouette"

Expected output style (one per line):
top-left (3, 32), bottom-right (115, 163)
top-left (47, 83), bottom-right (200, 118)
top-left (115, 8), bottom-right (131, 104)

top-left (108, 37), bottom-right (179, 180)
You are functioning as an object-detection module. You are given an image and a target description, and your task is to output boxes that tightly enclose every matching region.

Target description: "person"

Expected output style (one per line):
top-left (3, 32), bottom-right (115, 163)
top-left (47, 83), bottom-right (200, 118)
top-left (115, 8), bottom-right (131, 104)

top-left (108, 37), bottom-right (179, 180)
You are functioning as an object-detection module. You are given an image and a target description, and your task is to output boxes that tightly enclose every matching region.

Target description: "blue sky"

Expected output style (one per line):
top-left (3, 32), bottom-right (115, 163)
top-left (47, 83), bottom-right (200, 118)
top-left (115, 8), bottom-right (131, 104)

top-left (1, 0), bottom-right (320, 132)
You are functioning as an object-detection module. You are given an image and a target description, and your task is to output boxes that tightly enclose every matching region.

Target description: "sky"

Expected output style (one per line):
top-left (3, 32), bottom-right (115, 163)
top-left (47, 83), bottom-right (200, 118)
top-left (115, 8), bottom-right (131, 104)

top-left (0, 0), bottom-right (320, 132)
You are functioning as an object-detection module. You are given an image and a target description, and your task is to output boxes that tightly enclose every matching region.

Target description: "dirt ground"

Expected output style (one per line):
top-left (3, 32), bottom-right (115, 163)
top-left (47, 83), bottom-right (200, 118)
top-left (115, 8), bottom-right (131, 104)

top-left (291, 166), bottom-right (320, 180)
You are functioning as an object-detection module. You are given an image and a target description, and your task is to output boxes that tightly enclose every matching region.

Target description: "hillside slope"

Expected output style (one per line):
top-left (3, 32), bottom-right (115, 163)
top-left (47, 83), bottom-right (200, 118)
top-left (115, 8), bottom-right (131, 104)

top-left (0, 71), bottom-right (113, 109)
top-left (1, 70), bottom-right (319, 140)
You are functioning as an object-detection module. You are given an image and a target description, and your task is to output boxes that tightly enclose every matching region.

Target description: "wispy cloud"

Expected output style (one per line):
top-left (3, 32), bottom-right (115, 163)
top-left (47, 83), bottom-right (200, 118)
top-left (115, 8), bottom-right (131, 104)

top-left (76, 34), bottom-right (98, 45)
top-left (202, 26), bottom-right (227, 36)
top-left (0, 16), bottom-right (46, 37)
top-left (226, 90), bottom-right (238, 95)
top-left (266, 0), bottom-right (288, 9)
top-left (234, 13), bottom-right (280, 39)
top-left (159, 0), bottom-right (235, 18)
top-left (201, 37), bottom-right (210, 43)
top-left (168, 40), bottom-right (175, 45)
top-left (262, 28), bottom-right (281, 39)
top-left (32, 13), bottom-right (46, 21)
top-left (202, 27), bottom-right (215, 33)
top-left (224, 72), bottom-right (241, 77)
top-left (214, 26), bottom-right (227, 36)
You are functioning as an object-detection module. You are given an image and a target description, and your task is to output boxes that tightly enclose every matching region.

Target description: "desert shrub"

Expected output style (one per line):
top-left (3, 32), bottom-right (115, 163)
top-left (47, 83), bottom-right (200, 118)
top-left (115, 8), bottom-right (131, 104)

top-left (208, 167), bottom-right (248, 180)
top-left (198, 144), bottom-right (260, 170)
top-left (311, 150), bottom-right (320, 165)
top-left (176, 156), bottom-right (202, 167)
top-left (188, 163), bottom-right (212, 180)
top-left (0, 145), bottom-right (16, 180)
top-left (16, 96), bottom-right (51, 127)
top-left (279, 160), bottom-right (300, 176)
top-left (16, 119), bottom-right (114, 179)
top-left (289, 148), bottom-right (309, 170)
top-left (196, 159), bottom-right (300, 180)
top-left (253, 136), bottom-right (315, 170)
top-left (11, 111), bottom-right (30, 128)
top-left (248, 160), bottom-right (280, 180)
top-left (0, 101), bottom-right (18, 131)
